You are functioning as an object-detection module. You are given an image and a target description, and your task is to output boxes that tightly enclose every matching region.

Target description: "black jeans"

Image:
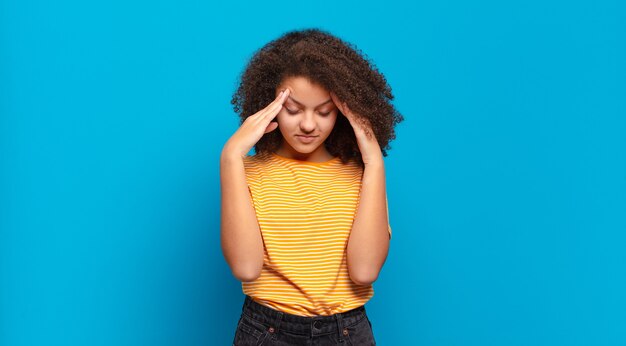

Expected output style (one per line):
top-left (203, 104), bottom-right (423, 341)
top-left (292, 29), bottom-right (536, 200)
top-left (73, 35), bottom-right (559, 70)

top-left (232, 295), bottom-right (376, 345)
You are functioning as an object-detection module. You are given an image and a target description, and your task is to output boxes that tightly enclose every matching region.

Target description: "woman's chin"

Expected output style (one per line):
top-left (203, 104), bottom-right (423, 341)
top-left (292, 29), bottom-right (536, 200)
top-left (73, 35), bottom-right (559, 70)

top-left (288, 142), bottom-right (318, 154)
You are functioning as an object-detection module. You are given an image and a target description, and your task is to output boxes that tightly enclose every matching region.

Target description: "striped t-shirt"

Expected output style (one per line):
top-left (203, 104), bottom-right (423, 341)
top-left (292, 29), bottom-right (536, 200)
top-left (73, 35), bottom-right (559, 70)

top-left (242, 151), bottom-right (392, 316)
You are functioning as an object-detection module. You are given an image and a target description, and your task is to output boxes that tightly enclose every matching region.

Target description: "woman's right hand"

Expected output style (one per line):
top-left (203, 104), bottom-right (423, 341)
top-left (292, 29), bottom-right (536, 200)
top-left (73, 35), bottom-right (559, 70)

top-left (222, 88), bottom-right (290, 159)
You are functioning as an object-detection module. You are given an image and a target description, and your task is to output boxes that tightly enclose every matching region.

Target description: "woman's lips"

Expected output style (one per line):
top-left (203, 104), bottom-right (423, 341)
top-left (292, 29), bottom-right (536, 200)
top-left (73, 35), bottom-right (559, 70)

top-left (296, 135), bottom-right (317, 144)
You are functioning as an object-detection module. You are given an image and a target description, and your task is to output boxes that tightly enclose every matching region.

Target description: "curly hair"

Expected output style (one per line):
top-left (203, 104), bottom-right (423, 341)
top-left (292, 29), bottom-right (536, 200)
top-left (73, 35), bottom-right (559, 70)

top-left (231, 28), bottom-right (404, 168)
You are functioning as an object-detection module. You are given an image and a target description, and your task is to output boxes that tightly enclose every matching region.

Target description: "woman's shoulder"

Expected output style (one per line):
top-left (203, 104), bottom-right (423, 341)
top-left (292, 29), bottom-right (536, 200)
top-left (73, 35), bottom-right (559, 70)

top-left (242, 152), bottom-right (274, 176)
top-left (243, 151), bottom-right (271, 164)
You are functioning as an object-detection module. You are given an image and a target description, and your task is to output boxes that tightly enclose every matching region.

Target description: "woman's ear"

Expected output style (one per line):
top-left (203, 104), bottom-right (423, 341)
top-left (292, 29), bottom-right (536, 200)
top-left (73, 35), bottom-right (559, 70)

top-left (264, 121), bottom-right (279, 134)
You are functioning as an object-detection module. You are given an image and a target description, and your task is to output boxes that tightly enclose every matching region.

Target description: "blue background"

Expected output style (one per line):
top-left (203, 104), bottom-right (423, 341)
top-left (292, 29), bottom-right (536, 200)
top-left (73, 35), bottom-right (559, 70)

top-left (1, 0), bottom-right (625, 345)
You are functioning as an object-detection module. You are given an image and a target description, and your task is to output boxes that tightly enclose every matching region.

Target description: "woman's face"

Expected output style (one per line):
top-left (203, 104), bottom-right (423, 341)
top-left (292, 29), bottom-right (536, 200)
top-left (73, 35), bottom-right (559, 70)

top-left (274, 76), bottom-right (338, 162)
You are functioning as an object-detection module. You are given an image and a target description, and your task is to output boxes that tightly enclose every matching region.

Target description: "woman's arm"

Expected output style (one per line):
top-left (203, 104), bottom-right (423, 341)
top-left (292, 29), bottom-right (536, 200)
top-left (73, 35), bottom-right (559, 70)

top-left (220, 89), bottom-right (290, 283)
top-left (347, 159), bottom-right (391, 286)
top-left (220, 151), bottom-right (264, 283)
top-left (329, 91), bottom-right (391, 286)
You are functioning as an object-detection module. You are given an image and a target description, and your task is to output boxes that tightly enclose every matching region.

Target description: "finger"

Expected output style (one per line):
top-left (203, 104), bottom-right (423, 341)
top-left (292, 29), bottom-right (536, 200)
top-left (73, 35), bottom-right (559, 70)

top-left (339, 103), bottom-right (353, 120)
top-left (331, 93), bottom-right (351, 118)
top-left (254, 89), bottom-right (288, 119)
top-left (249, 89), bottom-right (287, 119)
top-left (330, 92), bottom-right (343, 111)
top-left (261, 89), bottom-right (289, 120)
top-left (273, 89), bottom-right (288, 104)
top-left (270, 88), bottom-right (289, 107)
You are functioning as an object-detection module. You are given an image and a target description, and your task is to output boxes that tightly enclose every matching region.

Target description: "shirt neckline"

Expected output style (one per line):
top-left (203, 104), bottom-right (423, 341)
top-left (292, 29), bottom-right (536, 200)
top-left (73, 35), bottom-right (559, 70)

top-left (270, 152), bottom-right (341, 166)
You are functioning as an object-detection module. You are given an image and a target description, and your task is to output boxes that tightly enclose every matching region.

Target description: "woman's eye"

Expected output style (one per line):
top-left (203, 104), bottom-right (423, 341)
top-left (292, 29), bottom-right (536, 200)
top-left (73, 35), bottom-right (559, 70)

top-left (284, 108), bottom-right (331, 116)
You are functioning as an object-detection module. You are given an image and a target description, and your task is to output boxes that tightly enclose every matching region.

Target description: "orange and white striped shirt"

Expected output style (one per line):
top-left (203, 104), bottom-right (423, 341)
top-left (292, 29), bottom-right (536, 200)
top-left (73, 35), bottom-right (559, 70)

top-left (242, 151), bottom-right (392, 316)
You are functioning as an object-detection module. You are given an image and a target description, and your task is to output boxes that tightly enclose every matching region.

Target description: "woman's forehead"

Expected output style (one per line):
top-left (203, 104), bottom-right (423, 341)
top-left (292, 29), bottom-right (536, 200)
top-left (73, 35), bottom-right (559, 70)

top-left (279, 76), bottom-right (332, 108)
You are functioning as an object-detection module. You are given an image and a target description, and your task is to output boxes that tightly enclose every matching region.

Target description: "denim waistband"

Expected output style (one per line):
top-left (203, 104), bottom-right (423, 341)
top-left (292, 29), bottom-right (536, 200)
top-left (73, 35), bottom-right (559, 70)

top-left (241, 295), bottom-right (367, 337)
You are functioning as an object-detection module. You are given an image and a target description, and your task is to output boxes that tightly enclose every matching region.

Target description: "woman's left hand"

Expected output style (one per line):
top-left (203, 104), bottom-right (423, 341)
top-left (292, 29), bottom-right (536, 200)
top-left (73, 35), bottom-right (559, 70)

top-left (330, 92), bottom-right (383, 165)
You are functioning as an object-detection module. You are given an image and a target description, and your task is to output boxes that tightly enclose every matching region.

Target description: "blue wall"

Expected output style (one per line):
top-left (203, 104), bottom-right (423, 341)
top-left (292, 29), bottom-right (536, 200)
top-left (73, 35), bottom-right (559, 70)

top-left (1, 0), bottom-right (624, 345)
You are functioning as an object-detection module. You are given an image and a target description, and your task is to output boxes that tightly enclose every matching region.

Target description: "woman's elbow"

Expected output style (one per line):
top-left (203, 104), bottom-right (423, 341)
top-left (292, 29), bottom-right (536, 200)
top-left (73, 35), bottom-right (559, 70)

top-left (230, 259), bottom-right (263, 282)
top-left (349, 269), bottom-right (379, 286)
top-left (231, 264), bottom-right (262, 283)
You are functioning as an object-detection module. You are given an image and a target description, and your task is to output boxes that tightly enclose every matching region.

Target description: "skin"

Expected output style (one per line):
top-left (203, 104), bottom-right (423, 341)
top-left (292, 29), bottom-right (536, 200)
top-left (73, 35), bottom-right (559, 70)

top-left (274, 77), bottom-right (338, 162)
top-left (220, 76), bottom-right (390, 285)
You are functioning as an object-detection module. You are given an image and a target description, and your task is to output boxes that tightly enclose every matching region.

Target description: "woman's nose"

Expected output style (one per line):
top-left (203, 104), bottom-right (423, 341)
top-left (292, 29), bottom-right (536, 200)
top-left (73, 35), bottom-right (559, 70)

top-left (299, 112), bottom-right (316, 132)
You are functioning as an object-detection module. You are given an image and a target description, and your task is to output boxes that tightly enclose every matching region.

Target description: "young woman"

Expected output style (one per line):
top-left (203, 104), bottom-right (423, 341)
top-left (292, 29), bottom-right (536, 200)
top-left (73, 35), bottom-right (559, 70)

top-left (221, 28), bottom-right (403, 346)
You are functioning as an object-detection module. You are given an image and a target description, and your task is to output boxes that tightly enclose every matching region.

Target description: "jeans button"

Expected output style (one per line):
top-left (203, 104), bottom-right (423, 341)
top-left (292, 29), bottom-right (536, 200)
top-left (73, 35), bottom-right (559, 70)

top-left (313, 320), bottom-right (322, 329)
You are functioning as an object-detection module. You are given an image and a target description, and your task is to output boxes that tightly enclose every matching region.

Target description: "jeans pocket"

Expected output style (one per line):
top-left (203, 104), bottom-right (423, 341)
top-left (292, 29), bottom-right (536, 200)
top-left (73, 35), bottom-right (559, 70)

top-left (366, 316), bottom-right (376, 345)
top-left (344, 315), bottom-right (376, 346)
top-left (233, 315), bottom-right (271, 346)
top-left (367, 316), bottom-right (374, 331)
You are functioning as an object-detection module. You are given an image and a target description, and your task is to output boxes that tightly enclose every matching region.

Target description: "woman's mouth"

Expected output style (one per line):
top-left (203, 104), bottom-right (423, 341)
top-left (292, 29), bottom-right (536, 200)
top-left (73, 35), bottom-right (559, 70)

top-left (296, 135), bottom-right (317, 144)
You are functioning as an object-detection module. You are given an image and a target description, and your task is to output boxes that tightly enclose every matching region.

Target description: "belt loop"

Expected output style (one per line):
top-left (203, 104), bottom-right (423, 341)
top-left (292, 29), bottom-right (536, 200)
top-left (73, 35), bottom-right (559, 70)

top-left (243, 295), bottom-right (252, 312)
top-left (242, 295), bottom-right (249, 313)
top-left (269, 310), bottom-right (284, 336)
top-left (335, 311), bottom-right (345, 343)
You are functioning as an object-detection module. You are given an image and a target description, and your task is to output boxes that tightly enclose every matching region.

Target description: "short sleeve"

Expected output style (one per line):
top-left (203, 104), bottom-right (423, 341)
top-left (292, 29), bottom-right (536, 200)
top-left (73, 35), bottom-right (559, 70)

top-left (243, 156), bottom-right (256, 205)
